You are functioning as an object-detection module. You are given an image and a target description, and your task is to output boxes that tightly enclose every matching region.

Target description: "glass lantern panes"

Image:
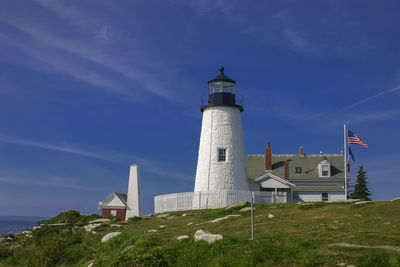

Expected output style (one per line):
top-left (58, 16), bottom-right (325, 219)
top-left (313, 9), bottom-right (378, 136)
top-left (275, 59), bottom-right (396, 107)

top-left (209, 81), bottom-right (235, 94)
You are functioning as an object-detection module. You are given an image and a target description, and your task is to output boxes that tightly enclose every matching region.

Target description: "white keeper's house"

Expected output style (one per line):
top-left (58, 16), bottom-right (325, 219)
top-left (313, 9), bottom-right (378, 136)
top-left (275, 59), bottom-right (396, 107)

top-left (247, 142), bottom-right (345, 202)
top-left (154, 67), bottom-right (346, 213)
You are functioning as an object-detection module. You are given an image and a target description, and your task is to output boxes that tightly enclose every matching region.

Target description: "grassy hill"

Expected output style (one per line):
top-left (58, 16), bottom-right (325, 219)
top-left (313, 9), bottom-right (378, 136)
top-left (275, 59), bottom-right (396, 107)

top-left (0, 200), bottom-right (399, 266)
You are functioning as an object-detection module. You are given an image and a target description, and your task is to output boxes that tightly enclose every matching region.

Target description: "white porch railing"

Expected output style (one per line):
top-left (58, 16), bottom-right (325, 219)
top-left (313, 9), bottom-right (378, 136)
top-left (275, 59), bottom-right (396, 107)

top-left (154, 190), bottom-right (287, 214)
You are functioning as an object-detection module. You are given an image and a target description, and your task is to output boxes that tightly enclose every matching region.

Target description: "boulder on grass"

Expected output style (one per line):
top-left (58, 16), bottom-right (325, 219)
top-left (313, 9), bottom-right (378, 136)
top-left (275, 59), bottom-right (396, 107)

top-left (84, 223), bottom-right (102, 232)
top-left (354, 201), bottom-right (372, 205)
top-left (194, 229), bottom-right (223, 244)
top-left (239, 207), bottom-right (254, 212)
top-left (101, 232), bottom-right (121, 243)
top-left (89, 218), bottom-right (111, 224)
top-left (210, 215), bottom-right (240, 223)
top-left (224, 202), bottom-right (248, 210)
top-left (177, 235), bottom-right (189, 240)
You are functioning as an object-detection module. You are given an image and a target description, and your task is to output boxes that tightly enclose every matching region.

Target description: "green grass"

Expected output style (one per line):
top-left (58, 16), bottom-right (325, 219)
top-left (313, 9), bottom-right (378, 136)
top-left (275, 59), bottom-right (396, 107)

top-left (1, 200), bottom-right (399, 266)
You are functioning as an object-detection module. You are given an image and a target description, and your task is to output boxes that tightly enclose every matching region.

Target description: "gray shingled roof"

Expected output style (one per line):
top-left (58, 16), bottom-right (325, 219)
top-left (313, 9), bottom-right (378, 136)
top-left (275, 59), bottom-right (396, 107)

top-left (114, 192), bottom-right (127, 205)
top-left (100, 192), bottom-right (127, 208)
top-left (247, 153), bottom-right (344, 181)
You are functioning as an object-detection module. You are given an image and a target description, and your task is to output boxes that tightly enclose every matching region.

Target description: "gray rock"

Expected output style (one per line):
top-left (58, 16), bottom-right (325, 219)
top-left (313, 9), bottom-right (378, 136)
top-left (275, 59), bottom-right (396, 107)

top-left (194, 229), bottom-right (223, 244)
top-left (121, 245), bottom-right (134, 254)
top-left (210, 215), bottom-right (240, 223)
top-left (89, 218), bottom-right (111, 224)
top-left (84, 223), bottom-right (102, 232)
top-left (224, 202), bottom-right (248, 210)
top-left (157, 213), bottom-right (169, 218)
top-left (354, 201), bottom-right (371, 205)
top-left (239, 207), bottom-right (253, 212)
top-left (268, 213), bottom-right (274, 219)
top-left (177, 235), bottom-right (189, 240)
top-left (101, 232), bottom-right (121, 243)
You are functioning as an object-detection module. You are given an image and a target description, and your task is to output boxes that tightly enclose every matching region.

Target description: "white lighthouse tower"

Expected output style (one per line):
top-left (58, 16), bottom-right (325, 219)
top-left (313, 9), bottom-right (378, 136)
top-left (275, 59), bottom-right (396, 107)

top-left (194, 67), bottom-right (249, 194)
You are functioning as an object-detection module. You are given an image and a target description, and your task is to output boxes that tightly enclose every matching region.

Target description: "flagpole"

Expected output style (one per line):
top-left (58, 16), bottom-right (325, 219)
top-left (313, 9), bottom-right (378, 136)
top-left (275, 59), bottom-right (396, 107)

top-left (344, 124), bottom-right (348, 200)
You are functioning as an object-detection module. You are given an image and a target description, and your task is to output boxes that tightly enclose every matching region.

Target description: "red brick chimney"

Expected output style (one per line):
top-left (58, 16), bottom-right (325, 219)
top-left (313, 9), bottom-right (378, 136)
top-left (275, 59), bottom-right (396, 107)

top-left (284, 160), bottom-right (289, 180)
top-left (265, 141), bottom-right (272, 171)
top-left (299, 146), bottom-right (304, 156)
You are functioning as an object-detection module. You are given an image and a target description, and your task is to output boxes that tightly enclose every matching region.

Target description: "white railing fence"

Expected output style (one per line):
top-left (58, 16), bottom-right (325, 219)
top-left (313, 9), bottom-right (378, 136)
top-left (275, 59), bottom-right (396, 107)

top-left (154, 190), bottom-right (287, 214)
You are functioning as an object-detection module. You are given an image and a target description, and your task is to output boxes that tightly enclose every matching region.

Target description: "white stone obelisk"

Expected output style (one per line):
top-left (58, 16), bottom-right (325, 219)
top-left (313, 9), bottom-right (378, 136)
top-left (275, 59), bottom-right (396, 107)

top-left (194, 67), bottom-right (249, 195)
top-left (125, 164), bottom-right (143, 219)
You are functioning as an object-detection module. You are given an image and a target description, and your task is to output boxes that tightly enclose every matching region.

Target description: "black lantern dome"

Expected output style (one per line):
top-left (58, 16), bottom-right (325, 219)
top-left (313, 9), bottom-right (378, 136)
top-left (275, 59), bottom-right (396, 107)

top-left (201, 66), bottom-right (243, 112)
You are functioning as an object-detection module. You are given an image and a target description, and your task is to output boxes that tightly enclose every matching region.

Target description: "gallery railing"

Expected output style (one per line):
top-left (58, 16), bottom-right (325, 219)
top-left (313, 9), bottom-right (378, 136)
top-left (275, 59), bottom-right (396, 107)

top-left (154, 190), bottom-right (287, 214)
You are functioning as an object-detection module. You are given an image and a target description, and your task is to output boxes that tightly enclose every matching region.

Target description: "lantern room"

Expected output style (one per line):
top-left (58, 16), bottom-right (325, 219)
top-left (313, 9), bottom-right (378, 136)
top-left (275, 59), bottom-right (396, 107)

top-left (201, 66), bottom-right (243, 112)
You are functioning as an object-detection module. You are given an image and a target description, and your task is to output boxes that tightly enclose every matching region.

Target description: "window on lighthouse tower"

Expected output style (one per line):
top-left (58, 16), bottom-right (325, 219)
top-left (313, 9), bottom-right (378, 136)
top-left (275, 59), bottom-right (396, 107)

top-left (218, 148), bottom-right (226, 162)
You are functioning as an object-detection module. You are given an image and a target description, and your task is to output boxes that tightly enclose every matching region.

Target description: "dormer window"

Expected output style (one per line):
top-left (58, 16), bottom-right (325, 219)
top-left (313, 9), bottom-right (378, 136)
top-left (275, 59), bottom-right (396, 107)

top-left (318, 159), bottom-right (331, 177)
top-left (322, 165), bottom-right (329, 176)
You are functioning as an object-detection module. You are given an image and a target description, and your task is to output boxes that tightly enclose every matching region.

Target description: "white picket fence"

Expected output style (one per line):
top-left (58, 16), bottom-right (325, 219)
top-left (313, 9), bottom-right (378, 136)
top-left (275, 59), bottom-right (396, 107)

top-left (154, 190), bottom-right (287, 214)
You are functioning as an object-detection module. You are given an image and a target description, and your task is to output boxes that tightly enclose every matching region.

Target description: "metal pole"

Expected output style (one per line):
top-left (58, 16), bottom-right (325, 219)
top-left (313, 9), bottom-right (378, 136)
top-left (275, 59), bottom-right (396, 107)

top-left (251, 192), bottom-right (255, 240)
top-left (344, 124), bottom-right (348, 200)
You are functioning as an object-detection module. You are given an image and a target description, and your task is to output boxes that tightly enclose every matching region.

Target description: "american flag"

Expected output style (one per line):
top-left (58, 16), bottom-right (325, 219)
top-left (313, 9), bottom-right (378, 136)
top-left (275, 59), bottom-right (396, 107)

top-left (348, 130), bottom-right (368, 148)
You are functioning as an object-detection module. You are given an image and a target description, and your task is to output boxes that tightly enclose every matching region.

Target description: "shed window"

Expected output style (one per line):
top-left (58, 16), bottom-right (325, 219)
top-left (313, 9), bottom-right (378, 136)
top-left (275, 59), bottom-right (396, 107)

top-left (322, 193), bottom-right (328, 201)
top-left (295, 167), bottom-right (302, 173)
top-left (218, 149), bottom-right (226, 162)
top-left (111, 210), bottom-right (117, 216)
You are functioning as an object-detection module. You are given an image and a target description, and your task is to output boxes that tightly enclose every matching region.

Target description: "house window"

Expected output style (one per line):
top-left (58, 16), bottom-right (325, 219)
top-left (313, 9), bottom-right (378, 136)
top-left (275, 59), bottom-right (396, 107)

top-left (322, 193), bottom-right (328, 201)
top-left (110, 210), bottom-right (117, 216)
top-left (318, 159), bottom-right (331, 177)
top-left (321, 165), bottom-right (329, 176)
top-left (295, 167), bottom-right (302, 173)
top-left (218, 149), bottom-right (226, 162)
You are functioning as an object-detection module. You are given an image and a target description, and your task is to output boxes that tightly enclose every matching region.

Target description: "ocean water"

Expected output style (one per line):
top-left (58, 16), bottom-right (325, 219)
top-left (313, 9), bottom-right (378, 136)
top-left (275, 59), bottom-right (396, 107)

top-left (0, 216), bottom-right (47, 236)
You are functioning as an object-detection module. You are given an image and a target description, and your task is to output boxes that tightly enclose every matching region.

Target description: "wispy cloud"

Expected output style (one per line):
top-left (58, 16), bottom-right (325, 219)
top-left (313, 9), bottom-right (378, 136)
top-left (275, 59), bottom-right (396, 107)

top-left (12, 1), bottom-right (188, 101)
top-left (0, 175), bottom-right (99, 190)
top-left (0, 133), bottom-right (193, 181)
top-left (340, 84), bottom-right (400, 112)
top-left (347, 109), bottom-right (400, 124)
top-left (186, 2), bottom-right (373, 58)
top-left (0, 133), bottom-right (126, 163)
top-left (95, 26), bottom-right (109, 42)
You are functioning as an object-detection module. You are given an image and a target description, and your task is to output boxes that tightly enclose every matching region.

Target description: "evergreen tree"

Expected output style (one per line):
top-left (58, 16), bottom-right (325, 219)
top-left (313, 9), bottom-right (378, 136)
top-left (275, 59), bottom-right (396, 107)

top-left (351, 165), bottom-right (371, 200)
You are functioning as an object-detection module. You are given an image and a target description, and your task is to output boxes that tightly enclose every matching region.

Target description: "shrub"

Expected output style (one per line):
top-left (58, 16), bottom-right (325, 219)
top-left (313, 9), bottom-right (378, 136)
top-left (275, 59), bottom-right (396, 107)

top-left (128, 216), bottom-right (143, 222)
top-left (38, 210), bottom-right (82, 224)
top-left (0, 247), bottom-right (13, 259)
top-left (102, 214), bottom-right (121, 222)
top-left (298, 202), bottom-right (325, 210)
top-left (358, 251), bottom-right (400, 267)
top-left (131, 248), bottom-right (168, 267)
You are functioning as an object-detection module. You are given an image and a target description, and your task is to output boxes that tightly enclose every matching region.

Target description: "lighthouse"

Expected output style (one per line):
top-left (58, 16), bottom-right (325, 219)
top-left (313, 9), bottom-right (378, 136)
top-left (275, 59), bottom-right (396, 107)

top-left (194, 67), bottom-right (249, 193)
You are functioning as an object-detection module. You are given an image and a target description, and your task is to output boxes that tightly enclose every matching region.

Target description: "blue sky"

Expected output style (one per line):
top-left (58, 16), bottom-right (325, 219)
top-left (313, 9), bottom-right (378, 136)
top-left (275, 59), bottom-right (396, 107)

top-left (1, 0), bottom-right (399, 216)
